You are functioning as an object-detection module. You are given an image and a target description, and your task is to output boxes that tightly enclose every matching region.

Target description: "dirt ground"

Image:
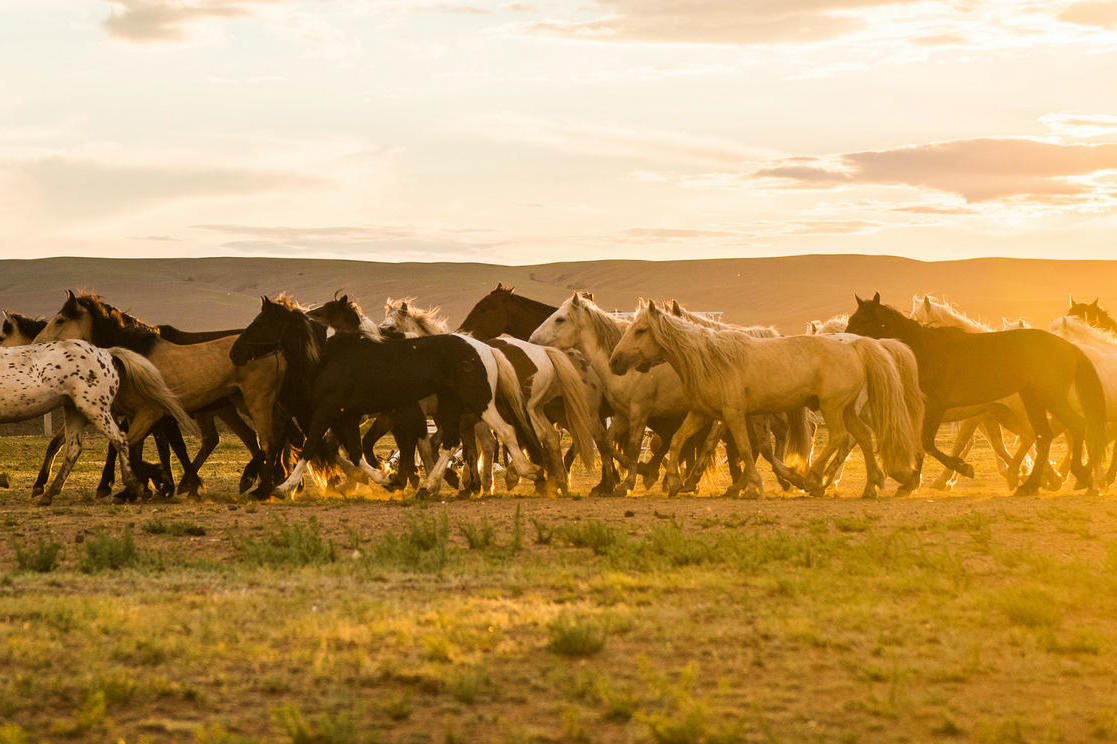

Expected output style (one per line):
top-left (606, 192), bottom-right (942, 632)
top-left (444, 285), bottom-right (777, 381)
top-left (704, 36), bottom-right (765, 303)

top-left (3, 432), bottom-right (1117, 743)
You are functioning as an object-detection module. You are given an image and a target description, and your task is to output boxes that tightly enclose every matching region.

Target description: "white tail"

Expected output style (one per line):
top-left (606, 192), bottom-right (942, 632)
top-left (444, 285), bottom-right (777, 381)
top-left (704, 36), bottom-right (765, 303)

top-left (492, 347), bottom-right (541, 457)
top-left (108, 347), bottom-right (200, 438)
top-left (543, 346), bottom-right (597, 470)
top-left (851, 338), bottom-right (920, 482)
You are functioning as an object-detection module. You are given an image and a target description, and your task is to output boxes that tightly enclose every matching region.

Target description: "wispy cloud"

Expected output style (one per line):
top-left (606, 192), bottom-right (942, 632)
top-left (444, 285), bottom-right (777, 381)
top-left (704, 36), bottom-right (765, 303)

top-left (1058, 1), bottom-right (1117, 29)
top-left (102, 0), bottom-right (279, 43)
top-left (753, 138), bottom-right (1117, 202)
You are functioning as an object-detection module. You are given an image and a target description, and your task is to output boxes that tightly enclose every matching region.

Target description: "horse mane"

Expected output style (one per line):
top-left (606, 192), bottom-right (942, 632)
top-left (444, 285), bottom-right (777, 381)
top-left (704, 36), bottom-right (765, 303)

top-left (387, 298), bottom-right (448, 336)
top-left (63, 291), bottom-right (160, 354)
top-left (571, 295), bottom-right (627, 349)
top-left (4, 311), bottom-right (47, 340)
top-left (644, 305), bottom-right (746, 391)
top-left (670, 300), bottom-right (778, 338)
top-left (1051, 315), bottom-right (1117, 348)
top-left (913, 295), bottom-right (993, 332)
top-left (815, 314), bottom-right (848, 334)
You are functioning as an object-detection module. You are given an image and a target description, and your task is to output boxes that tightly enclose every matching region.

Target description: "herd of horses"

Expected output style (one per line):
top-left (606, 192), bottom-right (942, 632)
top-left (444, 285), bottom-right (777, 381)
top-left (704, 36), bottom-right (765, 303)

top-left (1, 284), bottom-right (1115, 505)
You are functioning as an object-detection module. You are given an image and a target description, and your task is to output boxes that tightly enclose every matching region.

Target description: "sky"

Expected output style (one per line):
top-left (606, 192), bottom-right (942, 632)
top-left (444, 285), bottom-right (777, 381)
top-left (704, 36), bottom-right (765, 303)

top-left (3, 0), bottom-right (1117, 264)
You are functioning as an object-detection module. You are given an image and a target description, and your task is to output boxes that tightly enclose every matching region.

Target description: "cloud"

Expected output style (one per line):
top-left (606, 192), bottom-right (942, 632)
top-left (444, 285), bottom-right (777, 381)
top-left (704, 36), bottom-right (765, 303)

top-left (2, 156), bottom-right (322, 220)
top-left (103, 0), bottom-right (278, 43)
top-left (1058, 1), bottom-right (1117, 28)
top-left (1041, 112), bottom-right (1117, 139)
top-left (753, 138), bottom-right (1117, 202)
top-left (191, 223), bottom-right (500, 261)
top-left (528, 0), bottom-right (923, 45)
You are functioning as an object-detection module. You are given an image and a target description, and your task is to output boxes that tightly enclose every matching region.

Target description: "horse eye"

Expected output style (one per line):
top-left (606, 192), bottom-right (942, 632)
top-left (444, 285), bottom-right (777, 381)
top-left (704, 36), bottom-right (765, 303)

top-left (555, 317), bottom-right (564, 324)
top-left (635, 328), bottom-right (645, 335)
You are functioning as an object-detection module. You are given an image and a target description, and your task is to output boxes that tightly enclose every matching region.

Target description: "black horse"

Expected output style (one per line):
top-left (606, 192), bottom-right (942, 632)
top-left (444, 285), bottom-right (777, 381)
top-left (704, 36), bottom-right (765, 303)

top-left (230, 296), bottom-right (543, 499)
top-left (847, 293), bottom-right (1107, 496)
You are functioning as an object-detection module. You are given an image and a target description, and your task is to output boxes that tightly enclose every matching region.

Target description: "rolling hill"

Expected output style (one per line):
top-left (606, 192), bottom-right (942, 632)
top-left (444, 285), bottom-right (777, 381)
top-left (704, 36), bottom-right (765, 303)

top-left (1, 254), bottom-right (1115, 333)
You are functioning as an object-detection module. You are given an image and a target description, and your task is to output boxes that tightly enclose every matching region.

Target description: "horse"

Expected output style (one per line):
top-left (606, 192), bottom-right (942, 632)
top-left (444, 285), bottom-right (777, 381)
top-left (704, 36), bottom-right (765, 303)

top-left (381, 298), bottom-right (602, 497)
top-left (609, 300), bottom-right (920, 499)
top-left (306, 293), bottom-right (438, 492)
top-left (1069, 298), bottom-right (1117, 334)
top-left (667, 299), bottom-right (814, 494)
top-left (911, 295), bottom-right (1061, 490)
top-left (806, 314), bottom-right (848, 336)
top-left (847, 293), bottom-right (1107, 496)
top-left (0, 340), bottom-right (198, 505)
top-left (530, 292), bottom-right (721, 497)
top-left (34, 291), bottom-right (287, 498)
top-left (0, 311), bottom-right (47, 346)
top-left (458, 283), bottom-right (561, 340)
top-left (230, 296), bottom-right (543, 499)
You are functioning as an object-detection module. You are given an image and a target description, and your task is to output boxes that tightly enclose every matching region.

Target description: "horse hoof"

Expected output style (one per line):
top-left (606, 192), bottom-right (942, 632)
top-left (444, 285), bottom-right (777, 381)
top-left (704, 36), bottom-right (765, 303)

top-left (809, 488), bottom-right (826, 499)
top-left (415, 487), bottom-right (433, 500)
top-left (956, 462), bottom-right (975, 479)
top-left (95, 486), bottom-right (112, 499)
top-left (31, 485), bottom-right (44, 498)
top-left (611, 484), bottom-right (631, 498)
top-left (35, 493), bottom-right (53, 506)
top-left (238, 477), bottom-right (256, 494)
top-left (860, 486), bottom-right (879, 500)
top-left (641, 473), bottom-right (659, 490)
top-left (1012, 486), bottom-right (1038, 498)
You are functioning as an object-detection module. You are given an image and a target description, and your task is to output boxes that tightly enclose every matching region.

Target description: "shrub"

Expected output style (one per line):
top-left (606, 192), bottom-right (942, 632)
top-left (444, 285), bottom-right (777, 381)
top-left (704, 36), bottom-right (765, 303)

top-left (142, 519), bottom-right (206, 537)
top-left (238, 518), bottom-right (337, 567)
top-left (79, 527), bottom-right (138, 573)
top-left (12, 534), bottom-right (64, 573)
top-left (547, 613), bottom-right (608, 657)
top-left (557, 520), bottom-right (623, 555)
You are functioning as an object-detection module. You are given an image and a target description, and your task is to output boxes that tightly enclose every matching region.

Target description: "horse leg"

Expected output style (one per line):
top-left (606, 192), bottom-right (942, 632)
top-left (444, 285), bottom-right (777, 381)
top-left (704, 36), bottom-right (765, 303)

top-left (920, 406), bottom-right (972, 478)
top-left (979, 417), bottom-right (1014, 479)
top-left (39, 406), bottom-right (88, 506)
top-left (98, 443), bottom-right (118, 499)
top-left (661, 412), bottom-right (710, 497)
top-left (753, 416), bottom-right (808, 492)
top-left (417, 402), bottom-right (466, 500)
top-left (1014, 394), bottom-right (1055, 497)
top-left (32, 429), bottom-right (65, 500)
top-left (844, 404), bottom-right (885, 499)
top-left (588, 415), bottom-right (619, 497)
top-left (1043, 395), bottom-right (1093, 493)
top-left (681, 419), bottom-right (724, 494)
top-left (722, 409), bottom-right (764, 499)
top-left (613, 410), bottom-right (649, 497)
top-left (931, 417), bottom-right (978, 490)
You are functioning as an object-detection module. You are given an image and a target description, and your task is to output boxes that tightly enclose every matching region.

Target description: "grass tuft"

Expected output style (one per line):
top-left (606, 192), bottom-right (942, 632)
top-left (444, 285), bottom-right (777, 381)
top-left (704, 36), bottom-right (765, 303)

top-left (547, 612), bottom-right (608, 657)
top-left (79, 526), bottom-right (138, 573)
top-left (238, 517), bottom-right (338, 567)
top-left (11, 533), bottom-right (64, 572)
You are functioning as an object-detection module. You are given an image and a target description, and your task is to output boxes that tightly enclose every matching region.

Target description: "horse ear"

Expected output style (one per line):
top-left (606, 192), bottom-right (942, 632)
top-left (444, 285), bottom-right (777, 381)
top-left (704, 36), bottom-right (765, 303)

top-left (671, 299), bottom-right (682, 315)
top-left (855, 294), bottom-right (864, 307)
top-left (923, 296), bottom-right (932, 311)
top-left (65, 290), bottom-right (75, 301)
top-left (496, 282), bottom-right (504, 290)
top-left (872, 292), bottom-right (881, 303)
top-left (570, 292), bottom-right (582, 307)
top-left (400, 301), bottom-right (408, 312)
top-left (1092, 298), bottom-right (1100, 307)
top-left (647, 299), bottom-right (660, 314)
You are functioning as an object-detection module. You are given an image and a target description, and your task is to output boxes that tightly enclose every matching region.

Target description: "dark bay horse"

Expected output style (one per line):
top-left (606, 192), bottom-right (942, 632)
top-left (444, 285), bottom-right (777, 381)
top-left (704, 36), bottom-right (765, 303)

top-left (231, 296), bottom-right (543, 499)
top-left (458, 283), bottom-right (561, 340)
top-left (1069, 298), bottom-right (1117, 334)
top-left (847, 293), bottom-right (1107, 496)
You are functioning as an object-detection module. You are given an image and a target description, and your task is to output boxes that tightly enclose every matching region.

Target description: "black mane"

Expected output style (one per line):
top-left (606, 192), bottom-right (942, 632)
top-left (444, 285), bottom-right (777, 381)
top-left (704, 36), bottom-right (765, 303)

top-left (63, 292), bottom-right (160, 354)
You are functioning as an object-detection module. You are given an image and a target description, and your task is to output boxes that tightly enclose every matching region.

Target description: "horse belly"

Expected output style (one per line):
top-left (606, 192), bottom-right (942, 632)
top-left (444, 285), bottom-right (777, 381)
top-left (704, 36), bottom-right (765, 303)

top-left (0, 382), bottom-right (66, 422)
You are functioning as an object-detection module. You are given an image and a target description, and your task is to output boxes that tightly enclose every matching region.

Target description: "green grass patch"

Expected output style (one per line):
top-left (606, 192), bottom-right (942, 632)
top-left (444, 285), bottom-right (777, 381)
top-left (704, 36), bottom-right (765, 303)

top-left (11, 533), bottom-right (64, 573)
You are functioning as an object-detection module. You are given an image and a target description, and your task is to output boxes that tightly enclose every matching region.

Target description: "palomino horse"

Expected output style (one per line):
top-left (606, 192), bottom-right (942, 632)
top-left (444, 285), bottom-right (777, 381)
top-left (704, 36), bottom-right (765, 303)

top-left (847, 293), bottom-right (1107, 496)
top-left (381, 298), bottom-right (601, 497)
top-left (609, 300), bottom-right (920, 499)
top-left (230, 296), bottom-right (543, 499)
top-left (0, 340), bottom-right (197, 504)
top-left (666, 299), bottom-right (816, 494)
top-left (34, 291), bottom-right (287, 498)
top-left (911, 295), bottom-right (1061, 491)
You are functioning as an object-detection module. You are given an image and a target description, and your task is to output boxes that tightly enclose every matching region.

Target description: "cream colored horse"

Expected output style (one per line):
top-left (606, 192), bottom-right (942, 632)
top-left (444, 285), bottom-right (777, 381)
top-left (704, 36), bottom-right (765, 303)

top-left (1050, 316), bottom-right (1117, 485)
top-left (609, 300), bottom-right (920, 499)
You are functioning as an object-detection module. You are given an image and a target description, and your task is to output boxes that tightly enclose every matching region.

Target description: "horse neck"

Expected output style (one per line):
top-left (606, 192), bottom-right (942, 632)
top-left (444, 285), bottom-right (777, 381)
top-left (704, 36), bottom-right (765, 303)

top-left (649, 314), bottom-right (731, 392)
top-left (509, 296), bottom-right (558, 339)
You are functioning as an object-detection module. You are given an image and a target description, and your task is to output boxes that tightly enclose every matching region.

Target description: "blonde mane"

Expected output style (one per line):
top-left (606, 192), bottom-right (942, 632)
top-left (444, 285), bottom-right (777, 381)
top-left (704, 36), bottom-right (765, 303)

top-left (670, 300), bottom-right (778, 338)
top-left (385, 298), bottom-right (449, 336)
top-left (1051, 315), bottom-right (1117, 349)
top-left (571, 295), bottom-right (627, 350)
top-left (643, 304), bottom-right (752, 394)
top-left (912, 295), bottom-right (993, 332)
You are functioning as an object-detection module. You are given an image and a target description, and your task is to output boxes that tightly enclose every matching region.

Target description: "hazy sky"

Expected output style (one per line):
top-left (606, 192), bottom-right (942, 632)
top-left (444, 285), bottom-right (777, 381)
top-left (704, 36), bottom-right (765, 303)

top-left (4, 0), bottom-right (1117, 263)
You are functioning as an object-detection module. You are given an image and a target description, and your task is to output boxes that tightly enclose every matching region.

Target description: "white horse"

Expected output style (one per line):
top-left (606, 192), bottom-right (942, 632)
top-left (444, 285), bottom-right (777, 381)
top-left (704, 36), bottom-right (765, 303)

top-left (1050, 316), bottom-right (1117, 485)
top-left (911, 295), bottom-right (1058, 490)
top-left (609, 300), bottom-right (920, 499)
top-left (530, 293), bottom-right (706, 496)
top-left (0, 340), bottom-right (198, 505)
top-left (381, 299), bottom-right (599, 497)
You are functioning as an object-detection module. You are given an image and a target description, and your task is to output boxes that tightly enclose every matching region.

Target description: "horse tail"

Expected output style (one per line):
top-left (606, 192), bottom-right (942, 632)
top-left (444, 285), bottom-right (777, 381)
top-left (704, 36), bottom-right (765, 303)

top-left (492, 348), bottom-right (544, 462)
top-left (544, 347), bottom-right (597, 471)
top-left (107, 347), bottom-right (200, 438)
top-left (782, 406), bottom-right (814, 475)
top-left (1072, 346), bottom-right (1108, 486)
top-left (878, 338), bottom-right (925, 451)
top-left (851, 338), bottom-right (920, 482)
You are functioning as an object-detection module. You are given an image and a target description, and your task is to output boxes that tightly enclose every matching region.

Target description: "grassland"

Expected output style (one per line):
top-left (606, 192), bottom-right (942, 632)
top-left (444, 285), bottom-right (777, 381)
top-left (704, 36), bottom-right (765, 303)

top-left (2, 433), bottom-right (1117, 743)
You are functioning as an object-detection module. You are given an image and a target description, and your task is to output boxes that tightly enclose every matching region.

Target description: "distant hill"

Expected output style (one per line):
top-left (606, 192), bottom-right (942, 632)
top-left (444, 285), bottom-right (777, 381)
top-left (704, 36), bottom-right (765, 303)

top-left (2, 254), bottom-right (1115, 333)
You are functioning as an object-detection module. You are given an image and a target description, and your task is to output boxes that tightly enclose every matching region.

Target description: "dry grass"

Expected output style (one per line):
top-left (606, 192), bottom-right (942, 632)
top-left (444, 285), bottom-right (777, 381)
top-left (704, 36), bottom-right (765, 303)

top-left (2, 431), bottom-right (1117, 742)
